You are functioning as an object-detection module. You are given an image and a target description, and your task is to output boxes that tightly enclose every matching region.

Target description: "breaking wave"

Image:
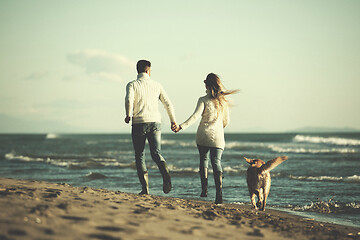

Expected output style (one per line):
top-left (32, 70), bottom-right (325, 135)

top-left (45, 133), bottom-right (58, 139)
top-left (291, 199), bottom-right (360, 215)
top-left (149, 164), bottom-right (248, 175)
top-left (4, 152), bottom-right (135, 169)
top-left (85, 172), bottom-right (107, 180)
top-left (4, 152), bottom-right (247, 175)
top-left (289, 175), bottom-right (360, 183)
top-left (225, 141), bottom-right (267, 150)
top-left (294, 135), bottom-right (360, 146)
top-left (269, 145), bottom-right (356, 154)
top-left (161, 140), bottom-right (195, 147)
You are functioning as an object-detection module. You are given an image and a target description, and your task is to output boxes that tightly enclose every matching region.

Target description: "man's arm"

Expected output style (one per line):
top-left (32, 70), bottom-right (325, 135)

top-left (125, 82), bottom-right (134, 124)
top-left (159, 85), bottom-right (176, 124)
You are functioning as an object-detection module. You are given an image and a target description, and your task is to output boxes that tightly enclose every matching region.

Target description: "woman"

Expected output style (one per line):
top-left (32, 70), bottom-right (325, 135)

top-left (173, 73), bottom-right (238, 204)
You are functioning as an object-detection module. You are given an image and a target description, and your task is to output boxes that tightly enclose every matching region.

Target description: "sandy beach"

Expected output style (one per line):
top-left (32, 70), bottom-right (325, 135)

top-left (0, 178), bottom-right (359, 240)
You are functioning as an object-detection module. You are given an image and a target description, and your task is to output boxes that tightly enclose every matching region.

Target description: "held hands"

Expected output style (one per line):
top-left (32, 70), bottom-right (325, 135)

top-left (124, 116), bottom-right (131, 124)
top-left (171, 122), bottom-right (181, 133)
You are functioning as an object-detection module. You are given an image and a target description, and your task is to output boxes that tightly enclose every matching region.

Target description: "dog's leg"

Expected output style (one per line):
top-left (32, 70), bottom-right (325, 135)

top-left (250, 193), bottom-right (258, 209)
top-left (261, 186), bottom-right (270, 211)
top-left (261, 189), bottom-right (268, 211)
top-left (257, 188), bottom-right (263, 209)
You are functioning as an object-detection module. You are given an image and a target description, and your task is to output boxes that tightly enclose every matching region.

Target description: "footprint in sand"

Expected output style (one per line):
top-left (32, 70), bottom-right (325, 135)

top-left (43, 188), bottom-right (62, 198)
top-left (178, 226), bottom-right (203, 235)
top-left (202, 209), bottom-right (219, 221)
top-left (43, 228), bottom-right (55, 235)
top-left (247, 228), bottom-right (264, 237)
top-left (45, 188), bottom-right (61, 192)
top-left (133, 206), bottom-right (150, 214)
top-left (127, 221), bottom-right (140, 226)
top-left (96, 226), bottom-right (124, 232)
top-left (29, 204), bottom-right (49, 215)
top-left (74, 197), bottom-right (86, 201)
top-left (133, 204), bottom-right (154, 214)
top-left (8, 228), bottom-right (27, 236)
top-left (87, 233), bottom-right (122, 240)
top-left (96, 226), bottom-right (135, 234)
top-left (0, 234), bottom-right (13, 240)
top-left (165, 204), bottom-right (177, 210)
top-left (43, 193), bottom-right (61, 198)
top-left (61, 216), bottom-right (89, 221)
top-left (57, 202), bottom-right (68, 210)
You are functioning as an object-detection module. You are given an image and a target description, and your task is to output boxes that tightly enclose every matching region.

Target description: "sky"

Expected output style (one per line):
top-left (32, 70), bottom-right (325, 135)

top-left (0, 0), bottom-right (359, 133)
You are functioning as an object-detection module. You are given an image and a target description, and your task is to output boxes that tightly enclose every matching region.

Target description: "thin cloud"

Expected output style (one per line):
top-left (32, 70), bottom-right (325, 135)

top-left (25, 71), bottom-right (50, 81)
top-left (67, 49), bottom-right (135, 83)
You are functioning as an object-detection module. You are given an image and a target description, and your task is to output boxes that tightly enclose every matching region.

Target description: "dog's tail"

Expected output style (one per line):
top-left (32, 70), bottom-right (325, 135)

top-left (260, 156), bottom-right (288, 173)
top-left (244, 157), bottom-right (264, 164)
top-left (244, 157), bottom-right (253, 164)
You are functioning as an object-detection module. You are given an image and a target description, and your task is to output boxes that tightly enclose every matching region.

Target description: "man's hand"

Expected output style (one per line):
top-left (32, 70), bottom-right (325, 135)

top-left (171, 122), bottom-right (181, 133)
top-left (124, 116), bottom-right (131, 124)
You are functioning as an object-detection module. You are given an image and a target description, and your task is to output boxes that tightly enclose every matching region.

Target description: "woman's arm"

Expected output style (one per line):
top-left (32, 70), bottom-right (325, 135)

top-left (223, 104), bottom-right (230, 128)
top-left (179, 97), bottom-right (204, 131)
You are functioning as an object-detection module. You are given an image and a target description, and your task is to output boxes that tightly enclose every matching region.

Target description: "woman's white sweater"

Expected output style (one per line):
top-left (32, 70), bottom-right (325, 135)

top-left (180, 93), bottom-right (229, 149)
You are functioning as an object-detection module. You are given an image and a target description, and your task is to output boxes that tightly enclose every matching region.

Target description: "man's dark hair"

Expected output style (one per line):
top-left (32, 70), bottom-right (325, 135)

top-left (136, 60), bottom-right (151, 73)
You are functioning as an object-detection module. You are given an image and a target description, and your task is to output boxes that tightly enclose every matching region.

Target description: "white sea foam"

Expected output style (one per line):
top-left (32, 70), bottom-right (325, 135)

top-left (46, 133), bottom-right (58, 139)
top-left (269, 145), bottom-right (356, 154)
top-left (289, 175), bottom-right (360, 182)
top-left (170, 167), bottom-right (199, 173)
top-left (223, 166), bottom-right (240, 173)
top-left (86, 139), bottom-right (132, 145)
top-left (5, 152), bottom-right (82, 168)
top-left (85, 172), bottom-right (107, 180)
top-left (164, 165), bottom-right (246, 174)
top-left (5, 152), bottom-right (44, 162)
top-left (294, 135), bottom-right (360, 146)
top-left (291, 199), bottom-right (360, 214)
top-left (290, 175), bottom-right (343, 182)
top-left (45, 158), bottom-right (71, 167)
top-left (225, 141), bottom-right (243, 149)
top-left (161, 140), bottom-right (195, 147)
top-left (105, 162), bottom-right (135, 168)
top-left (344, 175), bottom-right (360, 182)
top-left (225, 141), bottom-right (266, 149)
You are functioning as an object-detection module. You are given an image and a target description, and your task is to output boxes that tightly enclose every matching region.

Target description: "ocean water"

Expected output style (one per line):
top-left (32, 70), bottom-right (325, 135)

top-left (0, 133), bottom-right (359, 227)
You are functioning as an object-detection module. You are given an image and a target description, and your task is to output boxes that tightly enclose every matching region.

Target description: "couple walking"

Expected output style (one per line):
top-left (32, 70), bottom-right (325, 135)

top-left (125, 60), bottom-right (238, 204)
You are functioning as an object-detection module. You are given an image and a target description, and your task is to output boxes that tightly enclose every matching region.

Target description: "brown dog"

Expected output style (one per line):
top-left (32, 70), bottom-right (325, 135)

top-left (245, 156), bottom-right (288, 211)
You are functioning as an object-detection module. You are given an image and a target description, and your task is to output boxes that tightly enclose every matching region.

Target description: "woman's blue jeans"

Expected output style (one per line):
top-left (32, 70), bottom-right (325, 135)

top-left (132, 122), bottom-right (165, 173)
top-left (197, 145), bottom-right (223, 173)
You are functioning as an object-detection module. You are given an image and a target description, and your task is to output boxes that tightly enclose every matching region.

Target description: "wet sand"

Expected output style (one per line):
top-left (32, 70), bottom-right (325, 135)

top-left (0, 178), bottom-right (359, 240)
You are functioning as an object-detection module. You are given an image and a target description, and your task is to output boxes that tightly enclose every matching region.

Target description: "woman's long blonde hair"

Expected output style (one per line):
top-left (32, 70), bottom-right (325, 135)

top-left (204, 73), bottom-right (239, 114)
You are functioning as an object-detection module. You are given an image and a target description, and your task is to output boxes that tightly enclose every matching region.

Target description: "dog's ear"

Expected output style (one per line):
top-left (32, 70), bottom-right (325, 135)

top-left (244, 157), bottom-right (253, 164)
top-left (260, 156), bottom-right (288, 173)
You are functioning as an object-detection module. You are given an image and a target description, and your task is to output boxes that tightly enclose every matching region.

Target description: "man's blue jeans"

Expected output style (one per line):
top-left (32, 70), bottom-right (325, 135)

top-left (197, 145), bottom-right (223, 173)
top-left (132, 122), bottom-right (165, 173)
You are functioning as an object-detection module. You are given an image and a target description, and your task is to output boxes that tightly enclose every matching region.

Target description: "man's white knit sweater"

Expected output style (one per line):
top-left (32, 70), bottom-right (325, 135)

top-left (125, 73), bottom-right (176, 124)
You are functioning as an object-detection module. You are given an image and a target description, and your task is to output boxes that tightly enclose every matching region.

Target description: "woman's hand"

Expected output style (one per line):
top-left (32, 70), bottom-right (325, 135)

top-left (171, 122), bottom-right (181, 133)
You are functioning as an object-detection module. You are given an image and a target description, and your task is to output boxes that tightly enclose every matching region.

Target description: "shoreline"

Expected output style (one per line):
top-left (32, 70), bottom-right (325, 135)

top-left (272, 207), bottom-right (360, 229)
top-left (0, 178), bottom-right (359, 240)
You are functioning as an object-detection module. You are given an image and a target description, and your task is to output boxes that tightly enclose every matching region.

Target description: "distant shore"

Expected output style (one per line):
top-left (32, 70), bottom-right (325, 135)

top-left (0, 178), bottom-right (359, 240)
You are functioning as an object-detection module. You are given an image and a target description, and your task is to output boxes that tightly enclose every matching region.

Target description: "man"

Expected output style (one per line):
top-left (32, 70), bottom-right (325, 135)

top-left (125, 60), bottom-right (177, 195)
